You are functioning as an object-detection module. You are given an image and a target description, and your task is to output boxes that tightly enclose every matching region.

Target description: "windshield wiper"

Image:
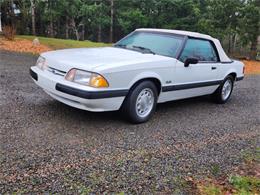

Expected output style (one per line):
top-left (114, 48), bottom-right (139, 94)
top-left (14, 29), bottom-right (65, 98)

top-left (114, 44), bottom-right (127, 48)
top-left (132, 45), bottom-right (155, 55)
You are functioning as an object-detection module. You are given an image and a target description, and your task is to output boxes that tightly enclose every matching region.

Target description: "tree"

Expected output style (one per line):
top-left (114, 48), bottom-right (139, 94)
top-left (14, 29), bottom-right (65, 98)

top-left (0, 0), bottom-right (258, 59)
top-left (59, 0), bottom-right (84, 40)
top-left (109, 0), bottom-right (114, 43)
top-left (239, 0), bottom-right (260, 59)
top-left (81, 0), bottom-right (110, 42)
top-left (30, 0), bottom-right (36, 35)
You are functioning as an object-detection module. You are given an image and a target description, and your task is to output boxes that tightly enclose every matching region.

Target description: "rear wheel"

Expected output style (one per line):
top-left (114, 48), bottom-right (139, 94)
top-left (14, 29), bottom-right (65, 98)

top-left (212, 75), bottom-right (234, 104)
top-left (122, 81), bottom-right (158, 123)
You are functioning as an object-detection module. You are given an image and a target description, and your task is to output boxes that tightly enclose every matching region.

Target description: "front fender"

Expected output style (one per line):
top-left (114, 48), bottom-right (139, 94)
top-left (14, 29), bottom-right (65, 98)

top-left (127, 71), bottom-right (163, 89)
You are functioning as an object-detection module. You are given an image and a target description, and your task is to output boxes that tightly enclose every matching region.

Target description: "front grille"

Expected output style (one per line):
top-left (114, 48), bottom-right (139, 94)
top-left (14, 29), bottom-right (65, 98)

top-left (47, 67), bottom-right (66, 77)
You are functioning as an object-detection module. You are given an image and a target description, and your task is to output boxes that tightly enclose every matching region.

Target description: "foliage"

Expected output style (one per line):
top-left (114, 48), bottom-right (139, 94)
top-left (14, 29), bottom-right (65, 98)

top-left (0, 0), bottom-right (259, 58)
top-left (238, 0), bottom-right (260, 58)
top-left (117, 9), bottom-right (148, 33)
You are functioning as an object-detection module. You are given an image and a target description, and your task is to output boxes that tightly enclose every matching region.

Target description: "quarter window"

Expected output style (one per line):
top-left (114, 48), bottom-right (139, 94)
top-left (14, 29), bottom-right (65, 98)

top-left (179, 39), bottom-right (218, 62)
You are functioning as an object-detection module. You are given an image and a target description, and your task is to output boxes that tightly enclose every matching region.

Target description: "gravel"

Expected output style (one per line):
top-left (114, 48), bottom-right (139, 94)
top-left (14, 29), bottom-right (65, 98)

top-left (0, 50), bottom-right (259, 194)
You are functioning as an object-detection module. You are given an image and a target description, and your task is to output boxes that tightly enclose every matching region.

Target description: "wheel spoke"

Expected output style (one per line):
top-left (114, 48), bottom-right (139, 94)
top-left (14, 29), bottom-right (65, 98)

top-left (221, 79), bottom-right (232, 101)
top-left (135, 88), bottom-right (155, 118)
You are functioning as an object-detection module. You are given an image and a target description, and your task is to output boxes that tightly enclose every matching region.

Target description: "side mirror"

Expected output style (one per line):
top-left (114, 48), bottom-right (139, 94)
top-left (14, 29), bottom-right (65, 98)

top-left (184, 57), bottom-right (199, 67)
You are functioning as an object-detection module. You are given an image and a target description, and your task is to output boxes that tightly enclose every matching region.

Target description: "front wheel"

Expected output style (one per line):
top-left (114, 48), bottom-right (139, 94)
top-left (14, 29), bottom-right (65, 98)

top-left (212, 75), bottom-right (234, 104)
top-left (121, 81), bottom-right (158, 124)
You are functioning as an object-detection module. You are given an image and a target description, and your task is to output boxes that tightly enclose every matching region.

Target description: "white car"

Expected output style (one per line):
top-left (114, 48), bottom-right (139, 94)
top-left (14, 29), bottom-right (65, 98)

top-left (30, 28), bottom-right (244, 123)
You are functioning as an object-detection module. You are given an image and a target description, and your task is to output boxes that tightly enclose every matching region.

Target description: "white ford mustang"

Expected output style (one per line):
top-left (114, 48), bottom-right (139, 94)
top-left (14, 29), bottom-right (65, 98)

top-left (30, 28), bottom-right (244, 123)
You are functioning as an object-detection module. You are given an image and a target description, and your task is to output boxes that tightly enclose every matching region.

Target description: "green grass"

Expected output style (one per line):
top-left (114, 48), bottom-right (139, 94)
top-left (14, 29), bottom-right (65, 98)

top-left (229, 175), bottom-right (260, 194)
top-left (202, 184), bottom-right (222, 195)
top-left (242, 147), bottom-right (260, 162)
top-left (210, 164), bottom-right (221, 176)
top-left (201, 175), bottom-right (260, 195)
top-left (16, 35), bottom-right (111, 50)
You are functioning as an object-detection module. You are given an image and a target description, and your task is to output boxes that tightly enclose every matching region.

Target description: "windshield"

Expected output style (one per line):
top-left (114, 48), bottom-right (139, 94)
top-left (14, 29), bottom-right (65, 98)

top-left (114, 31), bottom-right (184, 58)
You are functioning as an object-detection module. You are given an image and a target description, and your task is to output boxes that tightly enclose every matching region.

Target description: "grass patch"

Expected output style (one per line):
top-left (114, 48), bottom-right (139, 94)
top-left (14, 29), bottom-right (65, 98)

top-left (198, 174), bottom-right (260, 195)
top-left (200, 184), bottom-right (222, 195)
top-left (197, 148), bottom-right (260, 195)
top-left (229, 175), bottom-right (260, 194)
top-left (210, 164), bottom-right (221, 176)
top-left (241, 147), bottom-right (260, 163)
top-left (16, 35), bottom-right (111, 50)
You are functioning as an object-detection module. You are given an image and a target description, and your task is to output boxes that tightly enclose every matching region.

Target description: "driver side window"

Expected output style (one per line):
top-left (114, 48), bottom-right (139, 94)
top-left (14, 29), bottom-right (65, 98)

top-left (179, 38), bottom-right (218, 63)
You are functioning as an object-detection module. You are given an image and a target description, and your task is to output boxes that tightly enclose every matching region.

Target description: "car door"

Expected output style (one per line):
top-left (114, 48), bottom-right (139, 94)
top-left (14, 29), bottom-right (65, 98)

top-left (161, 37), bottom-right (221, 102)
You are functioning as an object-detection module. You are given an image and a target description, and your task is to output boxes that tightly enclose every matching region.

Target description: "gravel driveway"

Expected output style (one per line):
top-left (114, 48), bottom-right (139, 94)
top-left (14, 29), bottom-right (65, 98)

top-left (0, 50), bottom-right (259, 194)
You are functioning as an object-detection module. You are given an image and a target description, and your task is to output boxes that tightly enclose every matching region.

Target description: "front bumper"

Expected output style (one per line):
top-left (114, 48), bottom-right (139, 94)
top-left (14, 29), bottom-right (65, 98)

top-left (30, 67), bottom-right (127, 112)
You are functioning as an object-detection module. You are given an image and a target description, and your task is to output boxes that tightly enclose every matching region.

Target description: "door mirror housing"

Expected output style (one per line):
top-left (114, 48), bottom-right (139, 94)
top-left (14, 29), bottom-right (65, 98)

top-left (184, 57), bottom-right (199, 67)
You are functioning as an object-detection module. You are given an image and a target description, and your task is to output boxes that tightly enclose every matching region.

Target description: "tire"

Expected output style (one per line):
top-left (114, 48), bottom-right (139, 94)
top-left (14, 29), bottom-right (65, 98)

top-left (121, 81), bottom-right (158, 124)
top-left (212, 75), bottom-right (234, 104)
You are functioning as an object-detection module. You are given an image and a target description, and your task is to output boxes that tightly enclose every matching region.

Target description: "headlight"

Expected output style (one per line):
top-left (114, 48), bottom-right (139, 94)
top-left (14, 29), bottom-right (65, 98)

top-left (36, 56), bottom-right (48, 70)
top-left (65, 69), bottom-right (109, 88)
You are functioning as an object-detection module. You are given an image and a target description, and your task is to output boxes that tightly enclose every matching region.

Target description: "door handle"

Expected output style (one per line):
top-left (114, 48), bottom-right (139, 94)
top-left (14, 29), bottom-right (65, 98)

top-left (211, 66), bottom-right (217, 70)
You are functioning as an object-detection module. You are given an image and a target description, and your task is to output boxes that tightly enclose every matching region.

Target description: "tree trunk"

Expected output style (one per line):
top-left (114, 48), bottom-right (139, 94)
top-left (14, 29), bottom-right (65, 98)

top-left (49, 0), bottom-right (54, 37)
top-left (233, 33), bottom-right (237, 54)
top-left (228, 34), bottom-right (232, 54)
top-left (50, 19), bottom-right (54, 37)
top-left (230, 34), bottom-right (236, 55)
top-left (65, 16), bottom-right (69, 39)
top-left (0, 12), bottom-right (2, 32)
top-left (10, 0), bottom-right (15, 28)
top-left (98, 25), bottom-right (102, 42)
top-left (75, 29), bottom-right (79, 41)
top-left (82, 24), bottom-right (85, 41)
top-left (250, 39), bottom-right (257, 60)
top-left (71, 18), bottom-right (79, 41)
top-left (109, 0), bottom-right (114, 43)
top-left (30, 0), bottom-right (36, 35)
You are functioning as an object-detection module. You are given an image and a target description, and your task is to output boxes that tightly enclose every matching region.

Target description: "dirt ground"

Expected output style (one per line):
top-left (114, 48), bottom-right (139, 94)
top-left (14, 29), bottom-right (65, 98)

top-left (243, 60), bottom-right (260, 75)
top-left (0, 38), bottom-right (51, 54)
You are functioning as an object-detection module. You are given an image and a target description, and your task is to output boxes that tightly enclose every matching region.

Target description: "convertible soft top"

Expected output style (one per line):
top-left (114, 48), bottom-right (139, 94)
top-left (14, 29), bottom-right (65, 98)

top-left (136, 28), bottom-right (232, 63)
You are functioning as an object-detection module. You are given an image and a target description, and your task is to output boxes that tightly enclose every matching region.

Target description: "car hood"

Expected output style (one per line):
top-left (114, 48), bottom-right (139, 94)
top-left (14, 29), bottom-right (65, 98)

top-left (41, 47), bottom-right (171, 72)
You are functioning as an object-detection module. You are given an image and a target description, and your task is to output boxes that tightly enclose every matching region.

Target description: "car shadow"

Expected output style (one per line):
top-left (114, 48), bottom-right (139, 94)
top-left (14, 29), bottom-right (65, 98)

top-left (156, 95), bottom-right (212, 111)
top-left (41, 95), bottom-right (213, 125)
